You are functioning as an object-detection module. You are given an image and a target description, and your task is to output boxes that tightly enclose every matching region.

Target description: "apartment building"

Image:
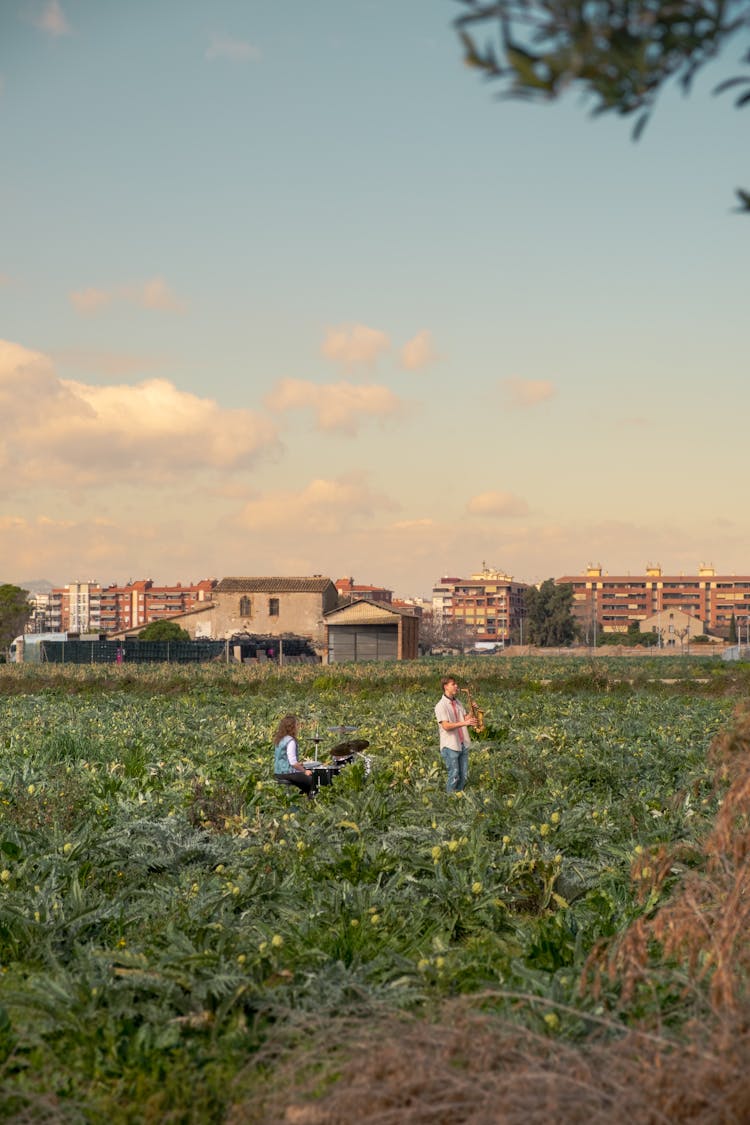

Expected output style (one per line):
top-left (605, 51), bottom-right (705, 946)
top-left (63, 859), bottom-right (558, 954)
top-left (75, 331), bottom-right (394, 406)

top-left (48, 582), bottom-right (102, 634)
top-left (26, 592), bottom-right (52, 633)
top-left (45, 579), bottom-right (216, 634)
top-left (557, 564), bottom-right (750, 637)
top-left (432, 568), bottom-right (529, 645)
top-left (98, 579), bottom-right (216, 633)
top-left (335, 576), bottom-right (393, 604)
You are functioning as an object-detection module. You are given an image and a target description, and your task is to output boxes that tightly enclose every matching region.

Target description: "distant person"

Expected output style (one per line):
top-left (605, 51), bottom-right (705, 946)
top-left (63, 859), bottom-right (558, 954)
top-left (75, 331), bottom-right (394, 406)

top-left (434, 675), bottom-right (477, 793)
top-left (273, 714), bottom-right (315, 796)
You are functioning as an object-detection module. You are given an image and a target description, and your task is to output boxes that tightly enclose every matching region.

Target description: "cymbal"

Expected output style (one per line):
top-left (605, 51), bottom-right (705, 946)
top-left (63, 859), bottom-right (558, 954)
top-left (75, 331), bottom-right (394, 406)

top-left (328, 724), bottom-right (358, 734)
top-left (330, 738), bottom-right (370, 758)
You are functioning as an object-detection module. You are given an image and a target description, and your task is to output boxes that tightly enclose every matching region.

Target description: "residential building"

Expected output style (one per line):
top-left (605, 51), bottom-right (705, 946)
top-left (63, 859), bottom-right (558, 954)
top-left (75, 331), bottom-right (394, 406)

top-left (392, 595), bottom-right (426, 624)
top-left (557, 564), bottom-right (750, 638)
top-left (26, 592), bottom-right (52, 633)
top-left (640, 609), bottom-right (707, 647)
top-left (432, 568), bottom-right (529, 646)
top-left (48, 582), bottom-right (102, 634)
top-left (394, 594), bottom-right (429, 614)
top-left (98, 579), bottom-right (216, 633)
top-left (335, 576), bottom-right (393, 604)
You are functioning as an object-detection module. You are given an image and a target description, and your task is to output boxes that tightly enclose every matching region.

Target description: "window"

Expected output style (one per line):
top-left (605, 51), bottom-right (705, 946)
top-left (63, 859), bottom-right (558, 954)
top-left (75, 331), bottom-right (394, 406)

top-left (269, 597), bottom-right (279, 617)
top-left (239, 596), bottom-right (252, 617)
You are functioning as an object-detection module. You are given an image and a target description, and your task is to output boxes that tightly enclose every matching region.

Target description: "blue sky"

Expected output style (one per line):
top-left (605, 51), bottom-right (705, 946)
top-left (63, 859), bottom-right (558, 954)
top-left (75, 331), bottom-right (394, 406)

top-left (1, 1), bottom-right (748, 596)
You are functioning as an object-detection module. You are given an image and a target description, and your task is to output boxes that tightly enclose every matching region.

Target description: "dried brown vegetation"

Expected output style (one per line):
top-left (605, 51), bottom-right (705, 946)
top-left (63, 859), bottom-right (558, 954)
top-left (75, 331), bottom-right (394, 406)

top-left (236, 1001), bottom-right (750, 1124)
top-left (590, 709), bottom-right (750, 1018)
top-left (186, 779), bottom-right (248, 831)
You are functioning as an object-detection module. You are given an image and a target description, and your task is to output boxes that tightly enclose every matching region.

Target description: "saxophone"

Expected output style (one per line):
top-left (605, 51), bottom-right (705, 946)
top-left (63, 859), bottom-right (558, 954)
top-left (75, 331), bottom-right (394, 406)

top-left (462, 686), bottom-right (485, 734)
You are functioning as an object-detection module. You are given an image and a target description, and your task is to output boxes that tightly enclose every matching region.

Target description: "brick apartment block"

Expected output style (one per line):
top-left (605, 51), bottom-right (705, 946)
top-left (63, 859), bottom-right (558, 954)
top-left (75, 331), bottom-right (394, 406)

top-left (557, 564), bottom-right (750, 637)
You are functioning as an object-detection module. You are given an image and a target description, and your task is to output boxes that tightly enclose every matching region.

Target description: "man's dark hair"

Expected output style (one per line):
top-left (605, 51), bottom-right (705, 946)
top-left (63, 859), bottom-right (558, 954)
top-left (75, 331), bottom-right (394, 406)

top-left (440, 675), bottom-right (457, 691)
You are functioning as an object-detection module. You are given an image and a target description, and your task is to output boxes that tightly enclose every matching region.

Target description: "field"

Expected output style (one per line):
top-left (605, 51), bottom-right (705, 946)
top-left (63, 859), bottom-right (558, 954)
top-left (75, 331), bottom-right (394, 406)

top-left (1, 656), bottom-right (749, 1123)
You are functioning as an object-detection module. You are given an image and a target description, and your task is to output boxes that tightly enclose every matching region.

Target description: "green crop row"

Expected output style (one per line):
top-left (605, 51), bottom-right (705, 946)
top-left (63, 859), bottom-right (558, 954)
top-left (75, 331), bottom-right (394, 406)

top-left (0, 659), bottom-right (740, 1122)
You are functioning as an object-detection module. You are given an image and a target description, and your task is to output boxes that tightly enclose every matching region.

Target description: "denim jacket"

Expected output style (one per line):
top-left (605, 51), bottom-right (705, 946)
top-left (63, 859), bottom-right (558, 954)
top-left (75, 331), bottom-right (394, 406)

top-left (274, 735), bottom-right (297, 774)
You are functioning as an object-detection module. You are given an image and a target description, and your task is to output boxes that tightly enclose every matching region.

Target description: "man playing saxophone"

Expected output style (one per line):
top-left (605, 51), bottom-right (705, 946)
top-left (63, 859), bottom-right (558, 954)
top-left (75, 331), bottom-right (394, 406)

top-left (434, 674), bottom-right (478, 793)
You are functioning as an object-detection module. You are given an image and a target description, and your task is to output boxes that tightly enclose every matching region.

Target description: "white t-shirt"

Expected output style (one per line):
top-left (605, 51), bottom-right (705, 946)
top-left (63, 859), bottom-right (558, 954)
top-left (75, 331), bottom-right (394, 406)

top-left (434, 694), bottom-right (471, 752)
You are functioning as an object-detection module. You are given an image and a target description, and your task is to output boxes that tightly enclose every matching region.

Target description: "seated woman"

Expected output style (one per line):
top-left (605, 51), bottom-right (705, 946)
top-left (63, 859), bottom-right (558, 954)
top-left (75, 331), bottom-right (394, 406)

top-left (273, 714), bottom-right (316, 796)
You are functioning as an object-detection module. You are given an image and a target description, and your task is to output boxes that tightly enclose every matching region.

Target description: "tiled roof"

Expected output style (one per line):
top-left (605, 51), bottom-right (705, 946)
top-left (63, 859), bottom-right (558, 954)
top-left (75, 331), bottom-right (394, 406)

top-left (216, 577), bottom-right (334, 594)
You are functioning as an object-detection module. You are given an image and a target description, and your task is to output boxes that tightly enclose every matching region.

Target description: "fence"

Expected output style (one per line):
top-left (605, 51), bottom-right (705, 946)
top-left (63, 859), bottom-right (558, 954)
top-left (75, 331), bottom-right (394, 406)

top-left (39, 639), bottom-right (228, 664)
top-left (36, 633), bottom-right (320, 665)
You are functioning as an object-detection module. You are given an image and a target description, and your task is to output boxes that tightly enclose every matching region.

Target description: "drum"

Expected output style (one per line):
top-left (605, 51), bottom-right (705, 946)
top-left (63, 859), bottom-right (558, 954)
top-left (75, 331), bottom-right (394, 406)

top-left (309, 763), bottom-right (341, 787)
top-left (330, 753), bottom-right (355, 767)
top-left (301, 752), bottom-right (368, 790)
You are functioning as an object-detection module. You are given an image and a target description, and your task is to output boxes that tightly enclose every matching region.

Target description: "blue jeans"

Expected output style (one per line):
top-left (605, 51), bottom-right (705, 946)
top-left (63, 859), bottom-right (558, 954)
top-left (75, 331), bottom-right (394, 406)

top-left (441, 745), bottom-right (468, 792)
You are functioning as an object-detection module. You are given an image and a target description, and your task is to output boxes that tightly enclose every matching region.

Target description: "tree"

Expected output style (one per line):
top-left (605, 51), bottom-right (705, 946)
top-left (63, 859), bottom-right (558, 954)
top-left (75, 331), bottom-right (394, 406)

top-left (418, 609), bottom-right (474, 653)
top-left (0, 584), bottom-right (31, 653)
top-left (729, 612), bottom-right (738, 642)
top-left (454, 0), bottom-right (750, 209)
top-left (598, 631), bottom-right (630, 645)
top-left (676, 623), bottom-right (691, 652)
top-left (524, 579), bottom-right (577, 646)
top-left (138, 620), bottom-right (190, 642)
top-left (418, 610), bottom-right (444, 653)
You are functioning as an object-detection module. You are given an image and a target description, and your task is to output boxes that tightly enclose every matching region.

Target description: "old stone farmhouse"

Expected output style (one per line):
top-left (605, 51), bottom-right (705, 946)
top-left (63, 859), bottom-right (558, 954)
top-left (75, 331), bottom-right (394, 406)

top-left (210, 577), bottom-right (338, 644)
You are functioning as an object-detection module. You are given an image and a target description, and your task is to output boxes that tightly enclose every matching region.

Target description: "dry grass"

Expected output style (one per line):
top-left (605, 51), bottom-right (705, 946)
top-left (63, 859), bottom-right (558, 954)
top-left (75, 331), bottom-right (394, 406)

top-left (589, 709), bottom-right (750, 1017)
top-left (231, 1002), bottom-right (750, 1124)
top-left (230, 714), bottom-right (750, 1125)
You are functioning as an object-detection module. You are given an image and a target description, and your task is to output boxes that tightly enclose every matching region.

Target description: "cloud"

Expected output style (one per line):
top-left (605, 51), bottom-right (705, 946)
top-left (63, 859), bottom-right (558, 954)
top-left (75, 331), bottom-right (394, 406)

top-left (69, 288), bottom-right (112, 314)
top-left (206, 34), bottom-right (260, 62)
top-left (52, 349), bottom-right (170, 378)
top-left (31, 0), bottom-right (70, 36)
top-left (467, 491), bottom-right (530, 518)
top-left (69, 277), bottom-right (186, 315)
top-left (0, 339), bottom-right (278, 490)
top-left (400, 330), bottom-right (437, 372)
top-left (0, 511), bottom-right (216, 586)
top-left (265, 378), bottom-right (404, 434)
top-left (235, 474), bottom-right (397, 534)
top-left (0, 514), bottom-right (116, 581)
top-left (127, 277), bottom-right (186, 312)
top-left (501, 377), bottom-right (556, 409)
top-left (321, 324), bottom-right (390, 370)
top-left (390, 518), bottom-right (435, 530)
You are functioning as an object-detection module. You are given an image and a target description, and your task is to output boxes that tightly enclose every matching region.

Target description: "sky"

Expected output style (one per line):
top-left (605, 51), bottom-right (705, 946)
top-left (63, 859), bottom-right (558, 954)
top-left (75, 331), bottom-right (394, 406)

top-left (1, 0), bottom-right (748, 599)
